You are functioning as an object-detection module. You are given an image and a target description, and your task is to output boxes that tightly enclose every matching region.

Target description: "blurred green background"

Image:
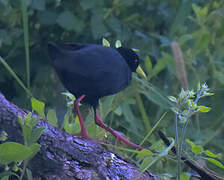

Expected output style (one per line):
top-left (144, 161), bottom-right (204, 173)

top-left (0, 0), bottom-right (223, 178)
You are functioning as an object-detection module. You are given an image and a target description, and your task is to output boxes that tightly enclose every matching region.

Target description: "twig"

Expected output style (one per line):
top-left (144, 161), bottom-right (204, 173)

top-left (158, 130), bottom-right (221, 180)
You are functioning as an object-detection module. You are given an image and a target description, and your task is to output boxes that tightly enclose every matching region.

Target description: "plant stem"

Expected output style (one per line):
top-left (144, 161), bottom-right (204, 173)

top-left (19, 160), bottom-right (29, 180)
top-left (175, 114), bottom-right (181, 180)
top-left (135, 93), bottom-right (151, 131)
top-left (0, 56), bottom-right (32, 97)
top-left (21, 0), bottom-right (30, 90)
top-left (139, 111), bottom-right (167, 146)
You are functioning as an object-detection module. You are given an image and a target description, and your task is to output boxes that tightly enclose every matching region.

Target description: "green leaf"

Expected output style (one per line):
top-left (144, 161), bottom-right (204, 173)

top-left (115, 40), bottom-right (122, 48)
top-left (0, 171), bottom-right (20, 178)
top-left (192, 4), bottom-right (208, 22)
top-left (150, 139), bottom-right (166, 152)
top-left (101, 95), bottom-right (115, 118)
top-left (192, 4), bottom-right (200, 17)
top-left (0, 142), bottom-right (33, 164)
top-left (29, 143), bottom-right (41, 158)
top-left (205, 158), bottom-right (224, 169)
top-left (178, 34), bottom-right (193, 46)
top-left (102, 38), bottom-right (110, 47)
top-left (171, 107), bottom-right (179, 114)
top-left (144, 56), bottom-right (152, 75)
top-left (56, 11), bottom-right (84, 32)
top-left (192, 30), bottom-right (211, 56)
top-left (31, 97), bottom-right (45, 118)
top-left (180, 172), bottom-right (191, 180)
top-left (187, 99), bottom-right (197, 109)
top-left (139, 156), bottom-right (154, 172)
top-left (137, 149), bottom-right (154, 159)
top-left (26, 168), bottom-right (33, 180)
top-left (121, 103), bottom-right (138, 131)
top-left (24, 112), bottom-right (32, 124)
top-left (61, 91), bottom-right (76, 101)
top-left (114, 106), bottom-right (122, 116)
top-left (179, 88), bottom-right (186, 99)
top-left (140, 138), bottom-right (174, 173)
top-left (121, 0), bottom-right (135, 6)
top-left (198, 106), bottom-right (211, 113)
top-left (4, 176), bottom-right (9, 180)
top-left (47, 109), bottom-right (58, 128)
top-left (80, 0), bottom-right (95, 10)
top-left (106, 16), bottom-right (121, 34)
top-left (186, 139), bottom-right (203, 154)
top-left (87, 121), bottom-right (105, 138)
top-left (204, 150), bottom-right (220, 159)
top-left (215, 71), bottom-right (224, 85)
top-left (151, 53), bottom-right (173, 77)
top-left (18, 115), bottom-right (23, 125)
top-left (132, 48), bottom-right (139, 52)
top-left (62, 92), bottom-right (76, 107)
top-left (29, 127), bottom-right (45, 145)
top-left (159, 138), bottom-right (175, 157)
top-left (168, 96), bottom-right (177, 103)
top-left (0, 131), bottom-right (8, 141)
top-left (37, 11), bottom-right (57, 25)
top-left (12, 164), bottom-right (19, 172)
top-left (22, 113), bottom-right (39, 129)
top-left (135, 77), bottom-right (172, 109)
top-left (169, 0), bottom-right (192, 37)
top-left (30, 116), bottom-right (39, 128)
top-left (0, 175), bottom-right (9, 180)
top-left (64, 113), bottom-right (80, 134)
top-left (91, 14), bottom-right (107, 39)
top-left (30, 0), bottom-right (45, 10)
top-left (22, 124), bottom-right (32, 146)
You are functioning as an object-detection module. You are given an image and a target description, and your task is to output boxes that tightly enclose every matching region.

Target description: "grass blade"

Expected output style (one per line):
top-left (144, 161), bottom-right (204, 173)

top-left (0, 56), bottom-right (32, 97)
top-left (21, 0), bottom-right (30, 89)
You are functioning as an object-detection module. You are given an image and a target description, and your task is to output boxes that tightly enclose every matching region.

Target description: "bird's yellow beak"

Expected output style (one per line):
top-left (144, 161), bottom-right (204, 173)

top-left (136, 65), bottom-right (147, 80)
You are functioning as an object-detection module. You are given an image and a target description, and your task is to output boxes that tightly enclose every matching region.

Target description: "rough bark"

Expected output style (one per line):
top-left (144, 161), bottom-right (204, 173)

top-left (0, 93), bottom-right (157, 180)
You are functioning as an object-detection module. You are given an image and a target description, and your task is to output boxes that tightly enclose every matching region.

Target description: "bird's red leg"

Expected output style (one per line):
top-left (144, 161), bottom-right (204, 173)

top-left (94, 109), bottom-right (143, 150)
top-left (74, 95), bottom-right (89, 138)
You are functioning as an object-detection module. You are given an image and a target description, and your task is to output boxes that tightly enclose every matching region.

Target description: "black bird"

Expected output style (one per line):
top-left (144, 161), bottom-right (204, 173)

top-left (48, 42), bottom-right (145, 150)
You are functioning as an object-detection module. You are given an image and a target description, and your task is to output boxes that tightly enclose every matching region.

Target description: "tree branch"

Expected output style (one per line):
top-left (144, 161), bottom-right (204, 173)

top-left (0, 92), bottom-right (156, 180)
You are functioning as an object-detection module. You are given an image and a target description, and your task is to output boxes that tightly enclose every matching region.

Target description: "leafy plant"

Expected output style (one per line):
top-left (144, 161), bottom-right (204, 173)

top-left (186, 139), bottom-right (224, 169)
top-left (167, 83), bottom-right (223, 179)
top-left (0, 98), bottom-right (45, 180)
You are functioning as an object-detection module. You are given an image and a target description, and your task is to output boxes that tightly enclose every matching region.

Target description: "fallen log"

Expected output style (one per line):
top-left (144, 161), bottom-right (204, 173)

top-left (0, 92), bottom-right (156, 180)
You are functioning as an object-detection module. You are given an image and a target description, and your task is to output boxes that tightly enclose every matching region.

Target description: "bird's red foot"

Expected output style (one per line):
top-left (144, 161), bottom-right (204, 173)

top-left (94, 110), bottom-right (143, 150)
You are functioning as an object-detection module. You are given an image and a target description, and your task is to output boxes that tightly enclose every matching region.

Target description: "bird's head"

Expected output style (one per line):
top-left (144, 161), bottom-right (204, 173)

top-left (116, 47), bottom-right (139, 72)
top-left (116, 47), bottom-right (146, 79)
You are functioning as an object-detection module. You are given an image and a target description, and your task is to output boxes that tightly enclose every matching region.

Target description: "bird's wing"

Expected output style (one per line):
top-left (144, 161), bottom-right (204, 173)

top-left (53, 45), bottom-right (123, 79)
top-left (52, 44), bottom-right (131, 96)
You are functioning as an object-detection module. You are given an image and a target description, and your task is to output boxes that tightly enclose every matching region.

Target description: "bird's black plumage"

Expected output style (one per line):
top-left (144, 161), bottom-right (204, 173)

top-left (48, 42), bottom-right (143, 150)
top-left (48, 43), bottom-right (139, 108)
